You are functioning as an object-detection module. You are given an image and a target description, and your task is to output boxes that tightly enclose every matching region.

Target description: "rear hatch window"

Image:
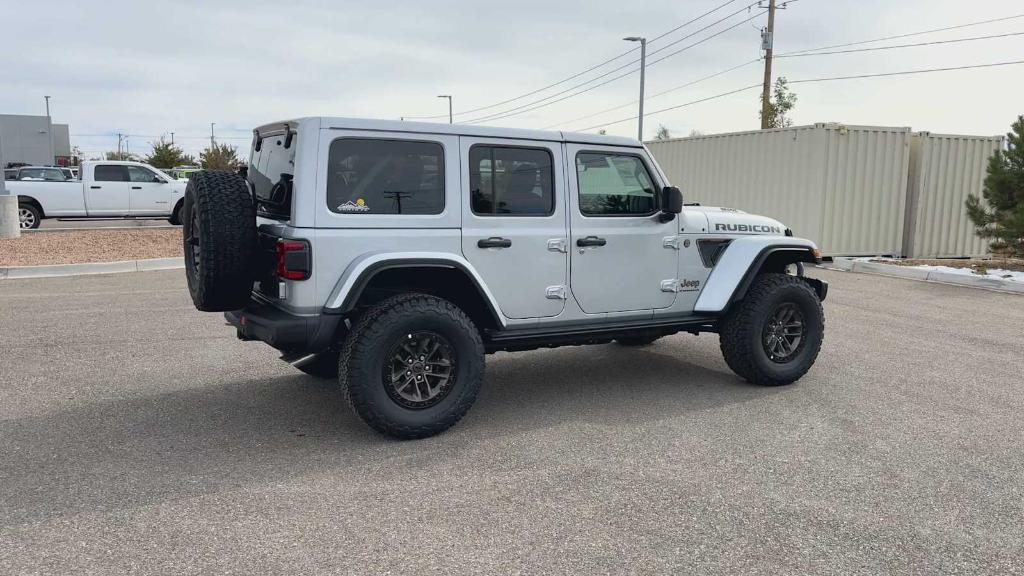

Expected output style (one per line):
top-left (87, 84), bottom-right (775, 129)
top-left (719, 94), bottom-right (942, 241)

top-left (249, 128), bottom-right (296, 220)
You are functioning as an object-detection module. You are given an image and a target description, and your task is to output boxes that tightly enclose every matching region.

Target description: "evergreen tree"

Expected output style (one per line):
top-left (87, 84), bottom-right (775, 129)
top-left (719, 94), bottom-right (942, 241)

top-left (199, 142), bottom-right (241, 170)
top-left (965, 115), bottom-right (1024, 257)
top-left (144, 137), bottom-right (195, 168)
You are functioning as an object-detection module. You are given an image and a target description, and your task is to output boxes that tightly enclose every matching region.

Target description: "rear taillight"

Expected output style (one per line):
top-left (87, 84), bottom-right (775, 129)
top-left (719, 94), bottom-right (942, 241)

top-left (275, 239), bottom-right (311, 280)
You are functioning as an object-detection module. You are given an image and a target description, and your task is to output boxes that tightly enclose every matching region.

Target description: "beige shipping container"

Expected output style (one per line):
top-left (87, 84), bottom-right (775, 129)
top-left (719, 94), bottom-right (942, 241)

top-left (647, 123), bottom-right (913, 256)
top-left (903, 132), bottom-right (1003, 259)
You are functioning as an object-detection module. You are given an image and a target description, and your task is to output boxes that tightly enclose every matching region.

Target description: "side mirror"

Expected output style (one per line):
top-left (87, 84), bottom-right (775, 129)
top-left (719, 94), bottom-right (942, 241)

top-left (662, 186), bottom-right (683, 214)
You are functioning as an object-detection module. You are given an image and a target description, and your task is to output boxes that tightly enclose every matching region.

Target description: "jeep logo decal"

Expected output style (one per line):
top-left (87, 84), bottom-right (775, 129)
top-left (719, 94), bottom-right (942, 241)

top-left (715, 223), bottom-right (782, 234)
top-left (679, 279), bottom-right (701, 291)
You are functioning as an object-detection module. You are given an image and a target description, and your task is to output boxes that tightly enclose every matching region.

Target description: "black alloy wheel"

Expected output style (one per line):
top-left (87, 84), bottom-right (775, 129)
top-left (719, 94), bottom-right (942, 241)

top-left (761, 302), bottom-right (806, 363)
top-left (384, 331), bottom-right (457, 409)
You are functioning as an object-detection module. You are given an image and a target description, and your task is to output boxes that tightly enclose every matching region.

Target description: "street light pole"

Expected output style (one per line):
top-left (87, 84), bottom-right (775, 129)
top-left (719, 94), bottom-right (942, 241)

top-left (437, 95), bottom-right (453, 124)
top-left (623, 37), bottom-right (647, 141)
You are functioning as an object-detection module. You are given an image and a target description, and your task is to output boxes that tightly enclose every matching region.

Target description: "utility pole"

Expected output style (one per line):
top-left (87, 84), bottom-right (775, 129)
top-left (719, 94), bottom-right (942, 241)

top-left (210, 123), bottom-right (216, 149)
top-left (170, 132), bottom-right (175, 145)
top-left (760, 0), bottom-right (777, 129)
top-left (623, 37), bottom-right (647, 141)
top-left (117, 132), bottom-right (123, 157)
top-left (44, 95), bottom-right (54, 164)
top-left (437, 95), bottom-right (453, 124)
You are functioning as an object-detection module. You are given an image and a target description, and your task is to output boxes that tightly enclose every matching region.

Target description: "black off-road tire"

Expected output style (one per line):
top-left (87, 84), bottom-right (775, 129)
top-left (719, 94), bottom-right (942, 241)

top-left (616, 334), bottom-right (662, 346)
top-left (294, 349), bottom-right (340, 379)
top-left (182, 171), bottom-right (257, 312)
top-left (719, 273), bottom-right (824, 386)
top-left (339, 293), bottom-right (485, 440)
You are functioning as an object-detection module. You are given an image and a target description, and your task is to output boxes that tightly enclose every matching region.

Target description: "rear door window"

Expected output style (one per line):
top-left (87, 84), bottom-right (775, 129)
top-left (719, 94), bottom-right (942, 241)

top-left (469, 146), bottom-right (554, 216)
top-left (94, 165), bottom-right (130, 182)
top-left (327, 138), bottom-right (445, 215)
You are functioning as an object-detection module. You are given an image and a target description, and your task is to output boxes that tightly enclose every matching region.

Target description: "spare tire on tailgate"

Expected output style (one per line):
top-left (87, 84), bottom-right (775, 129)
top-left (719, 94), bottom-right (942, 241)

top-left (182, 170), bottom-right (257, 312)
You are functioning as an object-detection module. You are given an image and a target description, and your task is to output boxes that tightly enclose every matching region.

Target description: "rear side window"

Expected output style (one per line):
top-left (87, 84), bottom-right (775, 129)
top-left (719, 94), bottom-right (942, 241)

top-left (576, 152), bottom-right (657, 216)
top-left (327, 138), bottom-right (444, 215)
top-left (469, 146), bottom-right (554, 216)
top-left (94, 165), bottom-right (129, 182)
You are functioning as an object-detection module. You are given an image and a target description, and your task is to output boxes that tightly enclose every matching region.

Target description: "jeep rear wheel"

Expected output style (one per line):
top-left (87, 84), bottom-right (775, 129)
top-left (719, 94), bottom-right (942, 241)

top-left (182, 171), bottom-right (257, 312)
top-left (340, 293), bottom-right (485, 439)
top-left (719, 273), bottom-right (824, 386)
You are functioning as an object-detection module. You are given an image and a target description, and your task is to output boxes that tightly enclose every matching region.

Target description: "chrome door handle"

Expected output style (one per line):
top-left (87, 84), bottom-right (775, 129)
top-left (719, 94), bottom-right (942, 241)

top-left (477, 237), bottom-right (512, 248)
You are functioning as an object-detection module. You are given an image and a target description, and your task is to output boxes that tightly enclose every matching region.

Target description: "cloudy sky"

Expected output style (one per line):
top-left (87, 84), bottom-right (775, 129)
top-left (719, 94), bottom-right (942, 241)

top-left (2, 0), bottom-right (1022, 160)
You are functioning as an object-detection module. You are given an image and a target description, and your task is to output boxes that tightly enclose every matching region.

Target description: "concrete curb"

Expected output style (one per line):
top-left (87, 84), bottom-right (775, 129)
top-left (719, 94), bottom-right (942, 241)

top-left (1, 257), bottom-right (184, 280)
top-left (832, 258), bottom-right (1024, 294)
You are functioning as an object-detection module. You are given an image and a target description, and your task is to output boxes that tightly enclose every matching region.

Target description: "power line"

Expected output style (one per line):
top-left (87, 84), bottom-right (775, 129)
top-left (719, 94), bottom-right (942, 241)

top-left (776, 30), bottom-right (1024, 58)
top-left (402, 0), bottom-right (753, 120)
top-left (577, 59), bottom-right (1024, 132)
top-left (578, 84), bottom-right (763, 131)
top-left (785, 59), bottom-right (1024, 84)
top-left (463, 10), bottom-right (765, 125)
top-left (779, 13), bottom-right (1024, 56)
top-left (543, 58), bottom-right (760, 129)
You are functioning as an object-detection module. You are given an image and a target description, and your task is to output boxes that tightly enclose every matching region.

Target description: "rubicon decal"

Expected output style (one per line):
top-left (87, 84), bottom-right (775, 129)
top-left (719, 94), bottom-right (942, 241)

top-left (715, 223), bottom-right (782, 234)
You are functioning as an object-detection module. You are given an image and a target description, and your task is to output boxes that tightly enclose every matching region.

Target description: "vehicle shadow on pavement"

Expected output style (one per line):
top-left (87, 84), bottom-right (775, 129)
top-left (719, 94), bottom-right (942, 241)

top-left (1, 342), bottom-right (780, 527)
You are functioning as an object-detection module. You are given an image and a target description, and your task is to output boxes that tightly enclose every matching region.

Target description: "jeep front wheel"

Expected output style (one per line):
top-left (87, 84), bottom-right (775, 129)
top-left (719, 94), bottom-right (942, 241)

top-left (340, 293), bottom-right (485, 439)
top-left (719, 273), bottom-right (824, 386)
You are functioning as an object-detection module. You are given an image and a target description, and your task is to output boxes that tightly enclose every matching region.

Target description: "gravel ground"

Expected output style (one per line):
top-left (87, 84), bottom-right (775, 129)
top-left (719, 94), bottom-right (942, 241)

top-left (0, 229), bottom-right (182, 266)
top-left (1, 268), bottom-right (1022, 574)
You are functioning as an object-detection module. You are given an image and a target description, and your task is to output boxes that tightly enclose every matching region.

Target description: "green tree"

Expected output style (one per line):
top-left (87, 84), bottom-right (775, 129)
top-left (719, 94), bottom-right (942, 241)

top-left (653, 125), bottom-right (672, 141)
top-left (965, 115), bottom-right (1024, 257)
top-left (199, 142), bottom-right (241, 170)
top-left (144, 137), bottom-right (195, 169)
top-left (105, 151), bottom-right (139, 161)
top-left (759, 76), bottom-right (798, 129)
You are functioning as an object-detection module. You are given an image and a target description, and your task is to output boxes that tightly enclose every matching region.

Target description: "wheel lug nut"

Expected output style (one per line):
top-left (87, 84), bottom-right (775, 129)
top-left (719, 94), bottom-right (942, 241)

top-left (425, 366), bottom-right (431, 372)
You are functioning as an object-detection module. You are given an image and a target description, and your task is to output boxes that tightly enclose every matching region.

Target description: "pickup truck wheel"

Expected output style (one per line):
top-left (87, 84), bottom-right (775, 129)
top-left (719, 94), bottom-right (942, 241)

top-left (182, 171), bottom-right (257, 312)
top-left (168, 201), bottom-right (184, 226)
top-left (340, 293), bottom-right (485, 439)
top-left (616, 335), bottom-right (661, 346)
top-left (18, 203), bottom-right (41, 229)
top-left (719, 273), bottom-right (824, 386)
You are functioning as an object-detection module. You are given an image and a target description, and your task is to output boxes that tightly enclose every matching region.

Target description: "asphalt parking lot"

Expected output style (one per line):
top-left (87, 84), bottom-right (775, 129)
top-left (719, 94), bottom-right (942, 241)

top-left (1, 268), bottom-right (1022, 574)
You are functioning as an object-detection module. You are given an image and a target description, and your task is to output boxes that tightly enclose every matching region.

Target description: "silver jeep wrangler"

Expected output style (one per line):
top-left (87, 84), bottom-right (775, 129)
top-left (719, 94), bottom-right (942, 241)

top-left (182, 117), bottom-right (826, 439)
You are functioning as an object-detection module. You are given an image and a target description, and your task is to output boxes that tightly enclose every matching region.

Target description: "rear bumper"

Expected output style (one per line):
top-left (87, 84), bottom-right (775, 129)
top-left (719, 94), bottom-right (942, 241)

top-left (225, 300), bottom-right (341, 353)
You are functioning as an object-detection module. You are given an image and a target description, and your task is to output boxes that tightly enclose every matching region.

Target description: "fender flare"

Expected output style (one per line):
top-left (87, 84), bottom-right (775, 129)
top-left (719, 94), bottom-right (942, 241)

top-left (323, 252), bottom-right (507, 328)
top-left (694, 236), bottom-right (820, 314)
top-left (16, 195), bottom-right (44, 216)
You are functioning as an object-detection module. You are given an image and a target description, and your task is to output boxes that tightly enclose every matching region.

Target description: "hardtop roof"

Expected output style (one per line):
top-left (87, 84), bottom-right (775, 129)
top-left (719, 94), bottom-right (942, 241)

top-left (255, 117), bottom-right (642, 148)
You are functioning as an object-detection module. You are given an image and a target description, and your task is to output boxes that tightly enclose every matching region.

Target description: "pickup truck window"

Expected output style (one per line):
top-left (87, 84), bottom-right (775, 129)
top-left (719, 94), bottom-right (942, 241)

top-left (95, 165), bottom-right (130, 182)
top-left (19, 168), bottom-right (67, 181)
top-left (127, 166), bottom-right (162, 183)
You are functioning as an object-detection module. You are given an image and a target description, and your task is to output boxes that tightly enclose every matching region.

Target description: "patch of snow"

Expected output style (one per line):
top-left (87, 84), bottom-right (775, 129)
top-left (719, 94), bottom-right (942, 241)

top-left (863, 258), bottom-right (1024, 284)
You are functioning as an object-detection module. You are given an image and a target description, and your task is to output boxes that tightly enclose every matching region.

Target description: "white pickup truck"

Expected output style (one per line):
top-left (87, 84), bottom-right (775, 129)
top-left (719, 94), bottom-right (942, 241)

top-left (10, 161), bottom-right (188, 229)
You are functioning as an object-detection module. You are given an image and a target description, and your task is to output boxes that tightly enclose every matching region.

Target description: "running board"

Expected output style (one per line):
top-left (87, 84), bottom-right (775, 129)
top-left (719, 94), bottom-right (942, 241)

top-left (484, 316), bottom-right (719, 353)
